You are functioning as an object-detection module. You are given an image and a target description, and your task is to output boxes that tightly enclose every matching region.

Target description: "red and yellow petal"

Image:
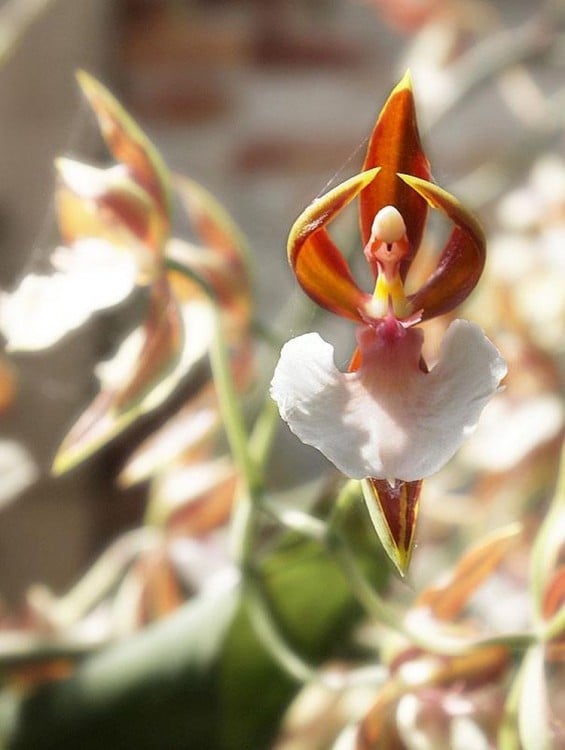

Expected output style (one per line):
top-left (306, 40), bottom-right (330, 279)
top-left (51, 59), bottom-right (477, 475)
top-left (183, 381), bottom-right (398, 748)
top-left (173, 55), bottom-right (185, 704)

top-left (288, 169), bottom-right (378, 320)
top-left (76, 71), bottom-right (171, 223)
top-left (360, 71), bottom-right (431, 272)
top-left (55, 159), bottom-right (164, 266)
top-left (400, 175), bottom-right (486, 321)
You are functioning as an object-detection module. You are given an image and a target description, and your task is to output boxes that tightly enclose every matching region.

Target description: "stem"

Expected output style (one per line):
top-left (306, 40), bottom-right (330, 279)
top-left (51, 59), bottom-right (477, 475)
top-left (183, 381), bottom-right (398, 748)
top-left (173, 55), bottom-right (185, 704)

top-left (0, 632), bottom-right (107, 669)
top-left (0, 0), bottom-right (59, 65)
top-left (245, 573), bottom-right (318, 684)
top-left (530, 441), bottom-right (565, 623)
top-left (251, 318), bottom-right (287, 351)
top-left (209, 303), bottom-right (327, 683)
top-left (423, 13), bottom-right (556, 129)
top-left (325, 481), bottom-right (405, 630)
top-left (248, 397), bottom-right (280, 470)
top-left (209, 308), bottom-right (260, 497)
top-left (262, 500), bottom-right (327, 542)
top-left (246, 572), bottom-right (386, 691)
top-left (451, 86), bottom-right (565, 209)
top-left (498, 657), bottom-right (527, 750)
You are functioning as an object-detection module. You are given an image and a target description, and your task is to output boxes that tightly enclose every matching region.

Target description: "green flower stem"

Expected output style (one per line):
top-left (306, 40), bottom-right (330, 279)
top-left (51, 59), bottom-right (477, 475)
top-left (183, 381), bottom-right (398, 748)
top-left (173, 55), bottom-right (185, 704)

top-left (326, 480), bottom-right (404, 631)
top-left (209, 307), bottom-right (261, 500)
top-left (225, 370), bottom-right (282, 568)
top-left (262, 500), bottom-right (327, 543)
top-left (452, 86), bottom-right (565, 209)
top-left (209, 304), bottom-right (323, 683)
top-left (245, 573), bottom-right (319, 684)
top-left (405, 626), bottom-right (535, 658)
top-left (246, 571), bottom-right (387, 691)
top-left (248, 397), bottom-right (280, 469)
top-left (251, 318), bottom-right (288, 351)
top-left (498, 656), bottom-right (527, 750)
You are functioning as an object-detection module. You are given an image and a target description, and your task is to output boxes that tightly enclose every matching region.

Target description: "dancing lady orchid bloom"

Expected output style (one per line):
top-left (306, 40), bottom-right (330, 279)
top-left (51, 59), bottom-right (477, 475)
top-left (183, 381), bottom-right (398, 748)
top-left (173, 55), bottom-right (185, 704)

top-left (270, 72), bottom-right (507, 574)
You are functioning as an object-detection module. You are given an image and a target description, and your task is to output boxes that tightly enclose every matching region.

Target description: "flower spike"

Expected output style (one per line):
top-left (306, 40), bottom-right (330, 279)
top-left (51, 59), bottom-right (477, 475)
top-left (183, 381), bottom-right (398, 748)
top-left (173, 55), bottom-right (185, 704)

top-left (360, 70), bottom-right (431, 273)
top-left (399, 175), bottom-right (487, 321)
top-left (288, 169), bottom-right (379, 321)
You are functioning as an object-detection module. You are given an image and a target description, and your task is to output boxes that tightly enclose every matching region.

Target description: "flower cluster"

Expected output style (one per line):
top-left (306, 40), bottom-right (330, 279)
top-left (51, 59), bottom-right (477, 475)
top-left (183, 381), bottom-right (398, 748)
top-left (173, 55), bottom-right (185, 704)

top-left (0, 74), bottom-right (254, 642)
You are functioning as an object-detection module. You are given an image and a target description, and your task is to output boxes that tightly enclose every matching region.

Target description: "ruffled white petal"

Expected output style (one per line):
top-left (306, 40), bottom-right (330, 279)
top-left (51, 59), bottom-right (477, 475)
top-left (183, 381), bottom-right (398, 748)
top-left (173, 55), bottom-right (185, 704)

top-left (270, 320), bottom-right (506, 481)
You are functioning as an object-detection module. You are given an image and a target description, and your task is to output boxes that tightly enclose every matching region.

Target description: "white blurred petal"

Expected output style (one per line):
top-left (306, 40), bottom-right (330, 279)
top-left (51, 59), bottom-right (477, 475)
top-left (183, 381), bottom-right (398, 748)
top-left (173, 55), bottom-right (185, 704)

top-left (463, 394), bottom-right (564, 472)
top-left (542, 226), bottom-right (565, 271)
top-left (271, 321), bottom-right (506, 482)
top-left (489, 234), bottom-right (533, 282)
top-left (450, 717), bottom-right (489, 750)
top-left (496, 187), bottom-right (542, 232)
top-left (168, 535), bottom-right (238, 594)
top-left (530, 154), bottom-right (565, 205)
top-left (0, 241), bottom-right (137, 352)
top-left (515, 272), bottom-right (565, 351)
top-left (95, 327), bottom-right (145, 389)
top-left (396, 694), bottom-right (437, 750)
top-left (0, 273), bottom-right (91, 351)
top-left (95, 299), bottom-right (214, 407)
top-left (0, 440), bottom-right (37, 508)
top-left (151, 456), bottom-right (233, 511)
top-left (148, 300), bottom-right (214, 409)
top-left (331, 725), bottom-right (359, 750)
top-left (52, 239), bottom-right (137, 311)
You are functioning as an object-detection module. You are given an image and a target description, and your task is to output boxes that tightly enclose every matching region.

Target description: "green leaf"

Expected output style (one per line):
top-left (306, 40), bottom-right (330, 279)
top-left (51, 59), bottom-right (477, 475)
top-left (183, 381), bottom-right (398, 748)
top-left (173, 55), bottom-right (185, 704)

top-left (2, 582), bottom-right (239, 750)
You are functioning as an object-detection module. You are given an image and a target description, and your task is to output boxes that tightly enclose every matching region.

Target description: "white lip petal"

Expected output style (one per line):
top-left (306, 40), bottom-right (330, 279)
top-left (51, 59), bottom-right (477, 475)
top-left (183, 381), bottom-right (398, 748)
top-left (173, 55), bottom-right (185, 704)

top-left (270, 321), bottom-right (506, 481)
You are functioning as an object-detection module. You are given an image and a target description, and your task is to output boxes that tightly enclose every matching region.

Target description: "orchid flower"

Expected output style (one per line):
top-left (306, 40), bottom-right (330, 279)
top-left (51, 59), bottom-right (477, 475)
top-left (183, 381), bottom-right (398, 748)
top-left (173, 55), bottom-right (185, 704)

top-left (271, 72), bottom-right (506, 573)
